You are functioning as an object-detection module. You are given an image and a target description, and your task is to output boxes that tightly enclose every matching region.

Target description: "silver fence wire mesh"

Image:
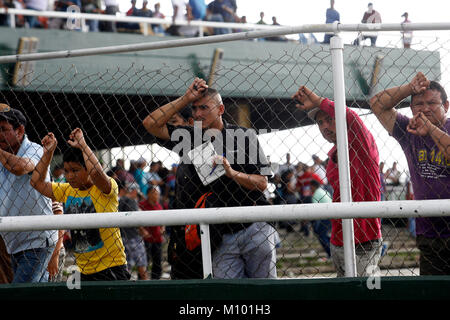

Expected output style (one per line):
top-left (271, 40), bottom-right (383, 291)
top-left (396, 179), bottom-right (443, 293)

top-left (0, 29), bottom-right (449, 283)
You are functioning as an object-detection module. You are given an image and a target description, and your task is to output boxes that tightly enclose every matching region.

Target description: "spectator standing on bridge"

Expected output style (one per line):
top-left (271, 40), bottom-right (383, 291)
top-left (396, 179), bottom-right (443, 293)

top-left (353, 2), bottom-right (381, 47)
top-left (151, 2), bottom-right (166, 34)
top-left (189, 0), bottom-right (205, 21)
top-left (401, 12), bottom-right (412, 49)
top-left (82, 0), bottom-right (101, 32)
top-left (167, 0), bottom-right (187, 36)
top-left (323, 0), bottom-right (340, 44)
top-left (293, 86), bottom-right (383, 277)
top-left (0, 103), bottom-right (57, 283)
top-left (205, 0), bottom-right (235, 35)
top-left (118, 0), bottom-right (140, 31)
top-left (370, 72), bottom-right (450, 275)
top-left (23, 0), bottom-right (48, 28)
top-left (0, 0), bottom-right (12, 27)
top-left (257, 11), bottom-right (265, 25)
top-left (138, 0), bottom-right (153, 18)
top-left (103, 0), bottom-right (119, 32)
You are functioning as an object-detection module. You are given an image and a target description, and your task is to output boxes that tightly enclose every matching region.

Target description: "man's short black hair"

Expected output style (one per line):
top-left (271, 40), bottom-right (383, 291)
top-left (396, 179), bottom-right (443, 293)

top-left (412, 80), bottom-right (448, 104)
top-left (63, 147), bottom-right (86, 168)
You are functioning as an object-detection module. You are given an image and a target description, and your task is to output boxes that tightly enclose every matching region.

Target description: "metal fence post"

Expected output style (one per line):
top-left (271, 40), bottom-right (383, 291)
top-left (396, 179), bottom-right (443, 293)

top-left (330, 35), bottom-right (357, 277)
top-left (200, 224), bottom-right (213, 278)
top-left (9, 13), bottom-right (15, 28)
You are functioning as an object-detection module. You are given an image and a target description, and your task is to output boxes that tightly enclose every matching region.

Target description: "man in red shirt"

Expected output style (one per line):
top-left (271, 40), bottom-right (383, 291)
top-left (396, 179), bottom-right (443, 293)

top-left (293, 85), bottom-right (383, 277)
top-left (139, 185), bottom-right (164, 280)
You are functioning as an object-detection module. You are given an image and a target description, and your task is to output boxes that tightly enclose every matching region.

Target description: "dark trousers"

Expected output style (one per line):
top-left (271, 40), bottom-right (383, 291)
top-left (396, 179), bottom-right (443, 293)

top-left (145, 242), bottom-right (162, 280)
top-left (80, 265), bottom-right (130, 281)
top-left (0, 236), bottom-right (13, 283)
top-left (104, 5), bottom-right (119, 32)
top-left (312, 220), bottom-right (331, 258)
top-left (168, 226), bottom-right (203, 280)
top-left (416, 235), bottom-right (450, 275)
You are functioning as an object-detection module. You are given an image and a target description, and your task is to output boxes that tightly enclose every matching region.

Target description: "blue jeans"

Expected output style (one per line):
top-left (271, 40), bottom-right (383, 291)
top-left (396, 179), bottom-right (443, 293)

top-left (11, 247), bottom-right (54, 283)
top-left (206, 14), bottom-right (230, 35)
top-left (312, 220), bottom-right (331, 258)
top-left (86, 20), bottom-right (99, 32)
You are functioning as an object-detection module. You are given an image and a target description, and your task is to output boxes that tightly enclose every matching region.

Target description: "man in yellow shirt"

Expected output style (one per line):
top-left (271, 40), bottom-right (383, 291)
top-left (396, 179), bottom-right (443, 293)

top-left (31, 128), bottom-right (129, 281)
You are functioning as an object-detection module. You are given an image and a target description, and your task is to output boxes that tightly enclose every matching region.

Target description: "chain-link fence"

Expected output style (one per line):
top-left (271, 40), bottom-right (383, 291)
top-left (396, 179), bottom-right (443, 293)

top-left (0, 23), bottom-right (449, 284)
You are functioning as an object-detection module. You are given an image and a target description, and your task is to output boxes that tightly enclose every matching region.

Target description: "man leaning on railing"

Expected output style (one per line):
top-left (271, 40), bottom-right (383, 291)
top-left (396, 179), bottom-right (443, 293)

top-left (142, 78), bottom-right (277, 279)
top-left (370, 72), bottom-right (450, 275)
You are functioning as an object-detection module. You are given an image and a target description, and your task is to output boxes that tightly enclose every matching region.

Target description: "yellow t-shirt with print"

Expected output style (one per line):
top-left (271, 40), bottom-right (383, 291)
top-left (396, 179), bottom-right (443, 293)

top-left (52, 178), bottom-right (127, 275)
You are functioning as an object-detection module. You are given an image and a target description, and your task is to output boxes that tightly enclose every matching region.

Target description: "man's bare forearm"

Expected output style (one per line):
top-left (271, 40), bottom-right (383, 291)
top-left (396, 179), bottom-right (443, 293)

top-left (80, 142), bottom-right (110, 189)
top-left (142, 95), bottom-right (190, 137)
top-left (0, 149), bottom-right (35, 176)
top-left (371, 83), bottom-right (413, 112)
top-left (230, 170), bottom-right (268, 192)
top-left (428, 125), bottom-right (450, 160)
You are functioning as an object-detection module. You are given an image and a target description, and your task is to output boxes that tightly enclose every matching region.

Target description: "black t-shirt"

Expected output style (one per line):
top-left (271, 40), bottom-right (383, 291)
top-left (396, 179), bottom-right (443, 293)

top-left (154, 121), bottom-right (272, 234)
top-left (153, 135), bottom-right (208, 209)
top-left (166, 121), bottom-right (271, 207)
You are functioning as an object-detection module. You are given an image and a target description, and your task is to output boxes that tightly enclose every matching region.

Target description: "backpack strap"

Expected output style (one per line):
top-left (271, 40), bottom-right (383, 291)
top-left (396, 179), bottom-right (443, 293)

top-left (185, 192), bottom-right (213, 251)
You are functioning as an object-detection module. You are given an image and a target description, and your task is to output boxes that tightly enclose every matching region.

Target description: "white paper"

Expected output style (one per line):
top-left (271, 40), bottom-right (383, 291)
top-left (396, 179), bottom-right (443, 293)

top-left (187, 141), bottom-right (226, 186)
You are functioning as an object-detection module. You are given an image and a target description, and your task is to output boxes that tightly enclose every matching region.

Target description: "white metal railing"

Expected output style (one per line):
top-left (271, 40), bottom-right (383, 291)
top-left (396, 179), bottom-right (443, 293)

top-left (0, 200), bottom-right (447, 232)
top-left (0, 199), bottom-right (448, 278)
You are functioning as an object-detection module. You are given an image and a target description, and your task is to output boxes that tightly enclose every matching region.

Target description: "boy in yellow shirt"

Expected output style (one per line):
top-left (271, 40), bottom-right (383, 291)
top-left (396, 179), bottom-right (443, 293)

top-left (31, 128), bottom-right (129, 281)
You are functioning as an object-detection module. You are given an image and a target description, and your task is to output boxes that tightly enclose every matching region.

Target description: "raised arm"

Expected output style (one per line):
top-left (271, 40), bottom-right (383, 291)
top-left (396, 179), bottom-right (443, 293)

top-left (142, 78), bottom-right (208, 140)
top-left (30, 133), bottom-right (57, 200)
top-left (68, 128), bottom-right (111, 194)
top-left (292, 85), bottom-right (325, 112)
top-left (370, 72), bottom-right (430, 134)
top-left (0, 149), bottom-right (35, 176)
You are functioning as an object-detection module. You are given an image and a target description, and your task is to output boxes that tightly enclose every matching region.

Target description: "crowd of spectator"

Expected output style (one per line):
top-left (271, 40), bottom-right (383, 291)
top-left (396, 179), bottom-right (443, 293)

top-left (0, 1), bottom-right (413, 47)
top-left (0, 68), bottom-right (448, 284)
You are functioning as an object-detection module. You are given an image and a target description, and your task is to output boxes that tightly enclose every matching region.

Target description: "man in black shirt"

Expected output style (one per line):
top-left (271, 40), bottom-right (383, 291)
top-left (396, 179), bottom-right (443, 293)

top-left (143, 78), bottom-right (277, 279)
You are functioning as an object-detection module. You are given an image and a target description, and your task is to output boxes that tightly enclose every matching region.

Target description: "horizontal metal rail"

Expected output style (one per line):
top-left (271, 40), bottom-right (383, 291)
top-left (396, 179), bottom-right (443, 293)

top-left (0, 21), bottom-right (449, 64)
top-left (0, 199), bottom-right (448, 232)
top-left (0, 7), bottom-right (280, 30)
